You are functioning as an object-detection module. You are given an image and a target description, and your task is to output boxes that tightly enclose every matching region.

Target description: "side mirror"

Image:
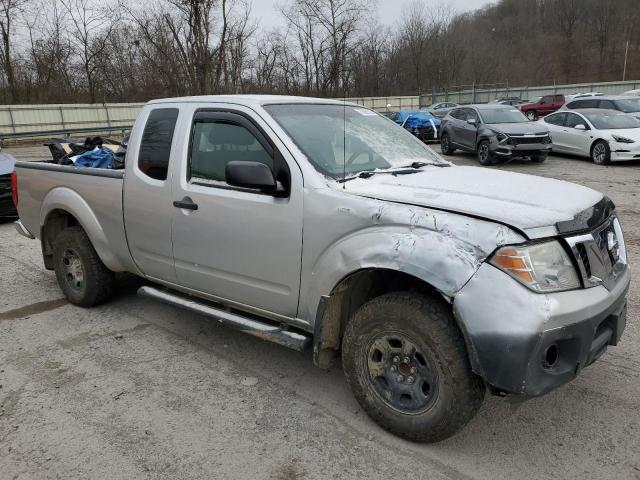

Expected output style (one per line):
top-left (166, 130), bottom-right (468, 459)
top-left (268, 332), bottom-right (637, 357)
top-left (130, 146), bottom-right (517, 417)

top-left (574, 124), bottom-right (587, 130)
top-left (225, 161), bottom-right (281, 193)
top-left (467, 118), bottom-right (477, 125)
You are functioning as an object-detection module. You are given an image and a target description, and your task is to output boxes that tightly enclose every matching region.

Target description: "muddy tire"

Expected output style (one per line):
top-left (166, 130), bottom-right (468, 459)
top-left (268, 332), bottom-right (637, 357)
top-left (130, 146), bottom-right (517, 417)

top-left (53, 226), bottom-right (115, 307)
top-left (440, 133), bottom-right (455, 155)
top-left (591, 140), bottom-right (611, 165)
top-left (341, 292), bottom-right (485, 443)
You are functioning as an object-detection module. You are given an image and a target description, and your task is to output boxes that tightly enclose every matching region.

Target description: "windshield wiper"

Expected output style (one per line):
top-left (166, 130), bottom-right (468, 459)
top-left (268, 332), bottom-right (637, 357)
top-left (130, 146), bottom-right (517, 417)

top-left (402, 161), bottom-right (449, 169)
top-left (338, 162), bottom-right (448, 183)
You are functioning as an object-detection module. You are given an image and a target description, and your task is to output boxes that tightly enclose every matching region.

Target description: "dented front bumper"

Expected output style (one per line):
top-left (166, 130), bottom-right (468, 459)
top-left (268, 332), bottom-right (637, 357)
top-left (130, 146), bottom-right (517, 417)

top-left (453, 263), bottom-right (630, 396)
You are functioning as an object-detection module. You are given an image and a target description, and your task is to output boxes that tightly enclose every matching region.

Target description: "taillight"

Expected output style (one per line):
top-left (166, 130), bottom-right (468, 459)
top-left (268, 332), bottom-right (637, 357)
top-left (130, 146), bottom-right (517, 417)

top-left (11, 171), bottom-right (18, 208)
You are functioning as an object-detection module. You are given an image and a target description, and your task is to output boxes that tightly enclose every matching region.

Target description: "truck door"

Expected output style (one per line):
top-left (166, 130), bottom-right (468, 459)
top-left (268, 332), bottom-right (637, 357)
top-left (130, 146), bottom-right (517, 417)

top-left (123, 107), bottom-right (180, 282)
top-left (170, 109), bottom-right (304, 318)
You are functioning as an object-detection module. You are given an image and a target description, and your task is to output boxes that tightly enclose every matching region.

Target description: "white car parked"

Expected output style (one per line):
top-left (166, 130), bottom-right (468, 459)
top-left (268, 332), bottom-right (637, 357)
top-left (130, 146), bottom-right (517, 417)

top-left (566, 92), bottom-right (604, 100)
top-left (540, 109), bottom-right (640, 164)
top-left (623, 89), bottom-right (640, 96)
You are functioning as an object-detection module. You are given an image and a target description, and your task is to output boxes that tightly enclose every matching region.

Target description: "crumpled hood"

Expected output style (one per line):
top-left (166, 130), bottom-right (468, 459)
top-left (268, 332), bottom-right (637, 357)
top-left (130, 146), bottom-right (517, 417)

top-left (340, 166), bottom-right (603, 236)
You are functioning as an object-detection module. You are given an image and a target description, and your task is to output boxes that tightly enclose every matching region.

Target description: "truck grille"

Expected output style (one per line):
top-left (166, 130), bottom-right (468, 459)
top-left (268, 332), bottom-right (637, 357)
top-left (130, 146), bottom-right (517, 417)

top-left (565, 216), bottom-right (627, 290)
top-left (575, 243), bottom-right (592, 278)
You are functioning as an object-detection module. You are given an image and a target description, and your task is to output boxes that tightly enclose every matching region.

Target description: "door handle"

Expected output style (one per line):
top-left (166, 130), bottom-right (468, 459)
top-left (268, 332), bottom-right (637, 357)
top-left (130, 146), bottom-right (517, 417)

top-left (173, 197), bottom-right (198, 210)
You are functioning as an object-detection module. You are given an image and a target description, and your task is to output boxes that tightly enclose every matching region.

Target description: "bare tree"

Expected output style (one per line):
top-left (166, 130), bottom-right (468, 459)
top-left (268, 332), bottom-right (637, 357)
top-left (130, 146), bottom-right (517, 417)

top-left (0, 0), bottom-right (27, 102)
top-left (24, 0), bottom-right (74, 102)
top-left (61, 0), bottom-right (118, 102)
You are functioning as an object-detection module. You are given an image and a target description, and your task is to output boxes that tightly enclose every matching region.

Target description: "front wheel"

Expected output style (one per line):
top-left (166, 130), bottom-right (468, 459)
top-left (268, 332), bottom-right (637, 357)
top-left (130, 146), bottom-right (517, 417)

top-left (525, 110), bottom-right (538, 121)
top-left (341, 292), bottom-right (485, 443)
top-left (591, 140), bottom-right (611, 165)
top-left (477, 140), bottom-right (494, 166)
top-left (440, 133), bottom-right (455, 155)
top-left (53, 226), bottom-right (115, 307)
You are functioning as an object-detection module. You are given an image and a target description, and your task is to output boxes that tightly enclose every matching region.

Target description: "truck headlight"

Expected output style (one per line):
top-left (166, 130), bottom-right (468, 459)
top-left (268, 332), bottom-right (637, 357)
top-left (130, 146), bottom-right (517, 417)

top-left (490, 240), bottom-right (580, 292)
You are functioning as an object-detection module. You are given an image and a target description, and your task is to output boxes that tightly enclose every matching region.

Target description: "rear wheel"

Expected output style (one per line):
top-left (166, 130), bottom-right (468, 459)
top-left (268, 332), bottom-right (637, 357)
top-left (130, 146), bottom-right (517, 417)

top-left (591, 140), bottom-right (611, 165)
top-left (341, 292), bottom-right (485, 443)
top-left (525, 110), bottom-right (537, 121)
top-left (440, 133), bottom-right (455, 155)
top-left (53, 226), bottom-right (115, 307)
top-left (477, 140), bottom-right (494, 166)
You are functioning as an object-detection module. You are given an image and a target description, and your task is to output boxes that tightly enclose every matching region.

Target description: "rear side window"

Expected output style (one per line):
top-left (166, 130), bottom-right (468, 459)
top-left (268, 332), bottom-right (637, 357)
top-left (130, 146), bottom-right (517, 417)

top-left (568, 99), bottom-right (598, 109)
top-left (598, 99), bottom-right (616, 110)
top-left (138, 108), bottom-right (179, 181)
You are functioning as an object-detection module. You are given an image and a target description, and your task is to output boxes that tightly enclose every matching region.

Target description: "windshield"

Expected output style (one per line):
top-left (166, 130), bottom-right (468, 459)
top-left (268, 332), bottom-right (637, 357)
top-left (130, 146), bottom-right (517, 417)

top-left (613, 98), bottom-right (640, 113)
top-left (264, 104), bottom-right (446, 177)
top-left (528, 96), bottom-right (542, 104)
top-left (479, 108), bottom-right (529, 124)
top-left (584, 112), bottom-right (640, 130)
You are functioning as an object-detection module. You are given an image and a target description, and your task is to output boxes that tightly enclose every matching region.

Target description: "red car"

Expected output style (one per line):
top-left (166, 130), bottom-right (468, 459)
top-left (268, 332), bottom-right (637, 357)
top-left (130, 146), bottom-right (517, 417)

top-left (517, 94), bottom-right (565, 120)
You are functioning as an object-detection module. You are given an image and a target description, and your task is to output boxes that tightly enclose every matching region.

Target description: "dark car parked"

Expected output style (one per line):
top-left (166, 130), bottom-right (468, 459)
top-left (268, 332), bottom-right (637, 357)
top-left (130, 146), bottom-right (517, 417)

top-left (0, 153), bottom-right (17, 220)
top-left (440, 105), bottom-right (552, 165)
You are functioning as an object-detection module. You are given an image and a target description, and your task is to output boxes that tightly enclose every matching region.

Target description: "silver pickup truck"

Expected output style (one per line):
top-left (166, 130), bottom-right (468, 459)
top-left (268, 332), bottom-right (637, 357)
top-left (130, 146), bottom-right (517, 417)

top-left (13, 96), bottom-right (630, 442)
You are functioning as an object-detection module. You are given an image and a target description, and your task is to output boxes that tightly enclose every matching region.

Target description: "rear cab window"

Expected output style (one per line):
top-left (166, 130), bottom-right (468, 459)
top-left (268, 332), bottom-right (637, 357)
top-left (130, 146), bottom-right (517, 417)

top-left (138, 108), bottom-right (179, 181)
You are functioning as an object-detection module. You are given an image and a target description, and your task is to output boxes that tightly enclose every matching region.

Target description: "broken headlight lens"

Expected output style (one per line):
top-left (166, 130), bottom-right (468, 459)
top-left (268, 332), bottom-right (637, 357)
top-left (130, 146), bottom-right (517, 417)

top-left (490, 240), bottom-right (580, 292)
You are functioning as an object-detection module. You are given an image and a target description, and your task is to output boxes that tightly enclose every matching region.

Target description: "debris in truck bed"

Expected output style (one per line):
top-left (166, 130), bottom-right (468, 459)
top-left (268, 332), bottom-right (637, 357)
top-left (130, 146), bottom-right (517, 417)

top-left (44, 136), bottom-right (126, 169)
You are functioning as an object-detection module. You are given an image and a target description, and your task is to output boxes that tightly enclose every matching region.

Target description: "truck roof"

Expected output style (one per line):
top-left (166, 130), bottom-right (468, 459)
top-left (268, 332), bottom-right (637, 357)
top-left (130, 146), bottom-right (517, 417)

top-left (147, 94), bottom-right (360, 108)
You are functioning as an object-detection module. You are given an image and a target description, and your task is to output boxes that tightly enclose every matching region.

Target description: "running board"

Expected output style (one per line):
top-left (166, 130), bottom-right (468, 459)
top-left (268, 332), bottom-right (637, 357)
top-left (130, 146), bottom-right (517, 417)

top-left (137, 286), bottom-right (311, 352)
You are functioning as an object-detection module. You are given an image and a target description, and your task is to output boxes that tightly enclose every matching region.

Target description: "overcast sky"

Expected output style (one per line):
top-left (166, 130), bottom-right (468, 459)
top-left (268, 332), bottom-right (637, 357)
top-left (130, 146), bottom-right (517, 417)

top-left (251, 0), bottom-right (495, 28)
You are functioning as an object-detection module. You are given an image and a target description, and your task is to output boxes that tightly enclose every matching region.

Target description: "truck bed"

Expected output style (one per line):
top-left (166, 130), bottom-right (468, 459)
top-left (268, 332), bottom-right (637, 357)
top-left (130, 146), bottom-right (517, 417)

top-left (14, 160), bottom-right (135, 273)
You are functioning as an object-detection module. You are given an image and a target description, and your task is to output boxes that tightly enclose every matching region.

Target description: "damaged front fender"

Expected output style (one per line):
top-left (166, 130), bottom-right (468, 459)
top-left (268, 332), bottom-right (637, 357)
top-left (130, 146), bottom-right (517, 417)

top-left (298, 188), bottom-right (525, 324)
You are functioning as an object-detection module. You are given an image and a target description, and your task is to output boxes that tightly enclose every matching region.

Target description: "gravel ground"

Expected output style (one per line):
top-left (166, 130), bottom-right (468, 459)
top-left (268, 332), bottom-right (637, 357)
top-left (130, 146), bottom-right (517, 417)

top-left (0, 144), bottom-right (639, 480)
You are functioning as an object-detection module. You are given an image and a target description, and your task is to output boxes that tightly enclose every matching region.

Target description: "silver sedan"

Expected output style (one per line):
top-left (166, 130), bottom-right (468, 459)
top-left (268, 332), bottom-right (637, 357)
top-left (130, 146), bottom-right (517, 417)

top-left (422, 102), bottom-right (459, 118)
top-left (539, 109), bottom-right (640, 165)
